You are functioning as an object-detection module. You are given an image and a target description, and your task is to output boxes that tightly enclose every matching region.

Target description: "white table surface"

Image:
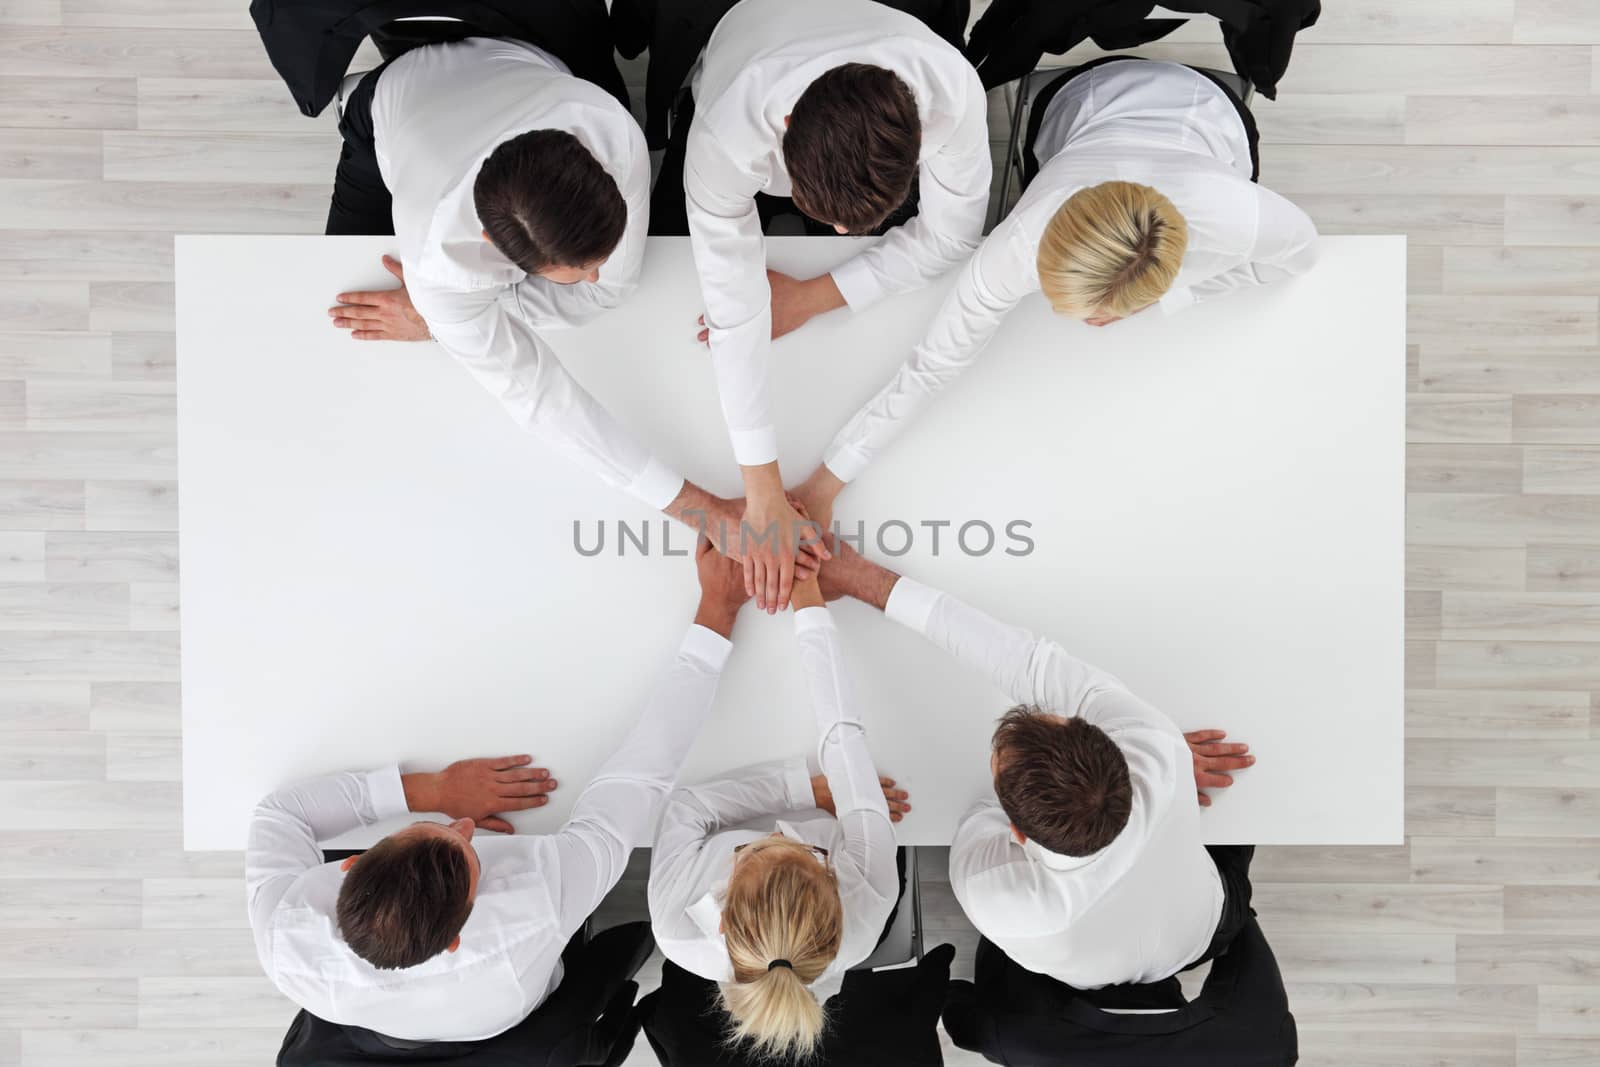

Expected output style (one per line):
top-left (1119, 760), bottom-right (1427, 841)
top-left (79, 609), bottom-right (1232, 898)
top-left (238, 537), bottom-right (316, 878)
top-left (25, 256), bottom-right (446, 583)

top-left (177, 234), bottom-right (1404, 850)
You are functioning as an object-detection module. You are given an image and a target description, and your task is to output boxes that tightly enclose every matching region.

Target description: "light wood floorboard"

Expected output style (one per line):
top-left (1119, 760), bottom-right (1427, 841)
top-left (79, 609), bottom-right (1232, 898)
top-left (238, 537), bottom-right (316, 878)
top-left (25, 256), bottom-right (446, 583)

top-left (1, 2), bottom-right (1597, 1064)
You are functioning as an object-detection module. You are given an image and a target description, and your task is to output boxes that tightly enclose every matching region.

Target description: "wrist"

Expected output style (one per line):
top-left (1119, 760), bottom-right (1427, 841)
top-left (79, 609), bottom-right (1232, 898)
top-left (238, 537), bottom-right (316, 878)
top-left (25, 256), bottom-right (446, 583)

top-left (813, 273), bottom-right (847, 315)
top-left (741, 461), bottom-right (784, 500)
top-left (694, 599), bottom-right (739, 639)
top-left (791, 580), bottom-right (824, 610)
top-left (401, 772), bottom-right (440, 813)
top-left (853, 561), bottom-right (901, 612)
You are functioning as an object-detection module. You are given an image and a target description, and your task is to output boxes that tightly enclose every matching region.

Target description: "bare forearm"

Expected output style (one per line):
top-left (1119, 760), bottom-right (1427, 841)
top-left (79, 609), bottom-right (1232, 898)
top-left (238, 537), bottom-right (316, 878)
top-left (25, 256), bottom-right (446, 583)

top-left (694, 598), bottom-right (740, 639)
top-left (849, 561), bottom-right (900, 611)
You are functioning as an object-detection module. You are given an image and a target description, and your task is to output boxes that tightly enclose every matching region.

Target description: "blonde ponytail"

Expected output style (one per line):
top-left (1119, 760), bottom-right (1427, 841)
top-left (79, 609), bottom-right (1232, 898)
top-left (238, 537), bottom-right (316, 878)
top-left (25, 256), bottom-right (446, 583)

top-left (1037, 180), bottom-right (1189, 320)
top-left (719, 840), bottom-right (844, 1060)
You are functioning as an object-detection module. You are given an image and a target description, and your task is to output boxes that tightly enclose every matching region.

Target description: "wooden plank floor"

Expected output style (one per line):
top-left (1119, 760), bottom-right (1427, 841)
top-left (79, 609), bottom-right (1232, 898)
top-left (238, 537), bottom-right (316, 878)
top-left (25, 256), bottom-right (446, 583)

top-left (1, 2), bottom-right (1597, 1064)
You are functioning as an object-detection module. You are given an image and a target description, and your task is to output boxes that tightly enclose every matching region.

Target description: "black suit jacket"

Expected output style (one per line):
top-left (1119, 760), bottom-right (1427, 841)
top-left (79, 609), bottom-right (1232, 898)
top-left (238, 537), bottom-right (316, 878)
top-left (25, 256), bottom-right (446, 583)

top-left (250, 0), bottom-right (627, 117)
top-left (608, 0), bottom-right (971, 148)
top-left (943, 917), bottom-right (1298, 1066)
top-left (638, 943), bottom-right (955, 1067)
top-left (965, 0), bottom-right (1321, 99)
top-left (276, 922), bottom-right (654, 1067)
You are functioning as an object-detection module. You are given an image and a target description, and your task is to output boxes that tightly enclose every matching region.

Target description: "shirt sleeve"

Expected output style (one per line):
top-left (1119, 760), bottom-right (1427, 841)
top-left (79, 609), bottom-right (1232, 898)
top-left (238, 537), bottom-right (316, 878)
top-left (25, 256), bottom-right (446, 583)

top-left (504, 120), bottom-right (651, 329)
top-left (883, 576), bottom-right (1176, 735)
top-left (412, 280), bottom-right (685, 510)
top-left (547, 623), bottom-right (731, 941)
top-left (244, 766), bottom-right (411, 972)
top-left (794, 606), bottom-right (900, 965)
top-left (647, 756), bottom-right (815, 959)
top-left (829, 66), bottom-right (992, 313)
top-left (684, 125), bottom-right (778, 467)
top-left (1160, 186), bottom-right (1319, 314)
top-left (822, 218), bottom-right (1037, 483)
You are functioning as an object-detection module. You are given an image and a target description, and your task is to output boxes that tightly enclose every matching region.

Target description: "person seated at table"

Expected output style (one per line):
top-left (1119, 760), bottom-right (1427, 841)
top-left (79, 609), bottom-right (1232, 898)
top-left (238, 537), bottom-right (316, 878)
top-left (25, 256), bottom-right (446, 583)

top-left (669, 0), bottom-right (991, 614)
top-left (244, 537), bottom-right (752, 1043)
top-left (647, 570), bottom-right (912, 1059)
top-left (814, 537), bottom-right (1258, 989)
top-left (323, 35), bottom-right (771, 563)
top-left (792, 55), bottom-right (1318, 529)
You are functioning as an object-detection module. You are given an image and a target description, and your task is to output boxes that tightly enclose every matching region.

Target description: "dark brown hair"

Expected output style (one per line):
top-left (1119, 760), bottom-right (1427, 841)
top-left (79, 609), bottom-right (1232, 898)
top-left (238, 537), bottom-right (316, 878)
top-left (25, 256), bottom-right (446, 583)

top-left (473, 129), bottom-right (626, 275)
top-left (336, 832), bottom-right (473, 970)
top-left (992, 706), bottom-right (1132, 857)
top-left (782, 63), bottom-right (921, 233)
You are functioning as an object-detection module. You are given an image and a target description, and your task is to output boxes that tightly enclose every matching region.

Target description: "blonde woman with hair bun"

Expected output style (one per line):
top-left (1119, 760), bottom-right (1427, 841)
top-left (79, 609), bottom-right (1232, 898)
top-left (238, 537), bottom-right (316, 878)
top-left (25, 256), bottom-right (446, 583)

top-left (648, 572), bottom-right (911, 1060)
top-left (792, 56), bottom-right (1319, 531)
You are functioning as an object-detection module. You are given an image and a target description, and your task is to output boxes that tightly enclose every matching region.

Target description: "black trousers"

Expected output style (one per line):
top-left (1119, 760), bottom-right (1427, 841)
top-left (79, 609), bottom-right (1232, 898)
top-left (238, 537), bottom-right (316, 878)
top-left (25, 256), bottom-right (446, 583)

top-left (1189, 844), bottom-right (1255, 969)
top-left (325, 60), bottom-right (396, 236)
top-left (1022, 55), bottom-right (1262, 186)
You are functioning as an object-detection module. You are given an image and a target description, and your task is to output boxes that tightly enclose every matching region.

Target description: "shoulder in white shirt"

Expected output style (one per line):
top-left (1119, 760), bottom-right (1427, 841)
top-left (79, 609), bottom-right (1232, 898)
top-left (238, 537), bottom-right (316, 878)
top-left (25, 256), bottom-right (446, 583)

top-left (364, 36), bottom-right (683, 509)
top-left (685, 0), bottom-right (991, 467)
top-left (822, 58), bottom-right (1317, 483)
top-left (884, 577), bottom-right (1224, 989)
top-left (245, 624), bottom-right (730, 1042)
top-left (648, 606), bottom-right (900, 992)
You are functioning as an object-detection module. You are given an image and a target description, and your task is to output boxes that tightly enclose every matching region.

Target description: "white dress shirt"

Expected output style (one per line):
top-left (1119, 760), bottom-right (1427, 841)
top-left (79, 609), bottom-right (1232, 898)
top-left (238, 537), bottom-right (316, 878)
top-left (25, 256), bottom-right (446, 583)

top-left (885, 577), bottom-right (1223, 988)
top-left (370, 36), bottom-right (683, 509)
top-left (245, 624), bottom-right (731, 1042)
top-left (648, 607), bottom-right (898, 993)
top-left (823, 58), bottom-right (1318, 483)
top-left (686, 0), bottom-right (991, 466)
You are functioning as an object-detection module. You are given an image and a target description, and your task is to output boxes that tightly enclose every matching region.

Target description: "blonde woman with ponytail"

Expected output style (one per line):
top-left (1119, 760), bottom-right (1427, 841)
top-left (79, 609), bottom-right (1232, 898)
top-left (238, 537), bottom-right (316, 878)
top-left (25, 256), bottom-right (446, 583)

top-left (648, 572), bottom-right (911, 1060)
top-left (792, 56), bottom-right (1318, 531)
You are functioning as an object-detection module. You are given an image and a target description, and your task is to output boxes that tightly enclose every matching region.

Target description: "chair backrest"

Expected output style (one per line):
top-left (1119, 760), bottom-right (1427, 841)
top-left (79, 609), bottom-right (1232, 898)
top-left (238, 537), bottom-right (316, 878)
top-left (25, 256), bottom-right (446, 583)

top-left (276, 922), bottom-right (655, 1067)
top-left (251, 0), bottom-right (627, 117)
top-left (942, 916), bottom-right (1297, 1066)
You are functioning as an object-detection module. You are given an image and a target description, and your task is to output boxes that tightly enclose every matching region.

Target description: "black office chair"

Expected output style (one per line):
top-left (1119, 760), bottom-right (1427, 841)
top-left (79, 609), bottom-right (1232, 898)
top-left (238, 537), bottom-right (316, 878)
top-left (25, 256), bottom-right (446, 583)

top-left (943, 914), bottom-right (1298, 1066)
top-left (276, 920), bottom-right (654, 1067)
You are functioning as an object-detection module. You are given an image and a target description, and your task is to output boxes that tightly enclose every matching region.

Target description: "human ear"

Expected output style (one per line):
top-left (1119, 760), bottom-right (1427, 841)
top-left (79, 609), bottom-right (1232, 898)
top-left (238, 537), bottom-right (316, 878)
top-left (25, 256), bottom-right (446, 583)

top-left (340, 855), bottom-right (358, 872)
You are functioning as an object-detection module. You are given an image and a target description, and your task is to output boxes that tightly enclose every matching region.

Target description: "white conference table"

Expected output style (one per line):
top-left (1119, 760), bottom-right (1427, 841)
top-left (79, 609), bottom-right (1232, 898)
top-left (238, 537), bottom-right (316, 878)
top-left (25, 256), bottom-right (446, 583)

top-left (177, 235), bottom-right (1404, 850)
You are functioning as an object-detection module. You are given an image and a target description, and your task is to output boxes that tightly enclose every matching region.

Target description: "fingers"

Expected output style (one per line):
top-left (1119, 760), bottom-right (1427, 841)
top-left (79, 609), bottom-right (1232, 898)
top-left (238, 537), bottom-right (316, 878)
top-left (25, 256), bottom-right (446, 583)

top-left (500, 778), bottom-right (559, 798)
top-left (332, 292), bottom-right (385, 308)
top-left (1195, 771), bottom-right (1234, 790)
top-left (1193, 743), bottom-right (1250, 758)
top-left (775, 555), bottom-right (793, 613)
top-left (743, 554), bottom-right (757, 600)
top-left (488, 754), bottom-right (533, 771)
top-left (351, 329), bottom-right (387, 341)
top-left (382, 254), bottom-right (405, 281)
top-left (1197, 791), bottom-right (1212, 807)
top-left (1184, 730), bottom-right (1227, 743)
top-left (495, 767), bottom-right (549, 784)
top-left (329, 303), bottom-right (384, 321)
top-left (502, 793), bottom-right (551, 810)
top-left (1198, 753), bottom-right (1254, 771)
top-left (477, 816), bottom-right (515, 833)
top-left (697, 329), bottom-right (709, 345)
top-left (794, 559), bottom-right (818, 582)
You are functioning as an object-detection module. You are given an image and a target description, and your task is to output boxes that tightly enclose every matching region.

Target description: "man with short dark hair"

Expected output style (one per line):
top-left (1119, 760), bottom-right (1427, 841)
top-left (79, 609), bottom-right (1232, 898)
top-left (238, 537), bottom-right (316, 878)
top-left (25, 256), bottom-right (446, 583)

top-left (682, 0), bottom-right (991, 616)
top-left (245, 538), bottom-right (752, 1042)
top-left (813, 538), bottom-right (1258, 988)
top-left (324, 36), bottom-right (749, 545)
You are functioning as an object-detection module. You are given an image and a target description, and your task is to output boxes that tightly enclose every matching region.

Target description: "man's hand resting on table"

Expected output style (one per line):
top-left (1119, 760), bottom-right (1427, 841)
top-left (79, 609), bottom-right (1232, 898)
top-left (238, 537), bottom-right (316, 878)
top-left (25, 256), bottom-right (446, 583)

top-left (694, 270), bottom-right (847, 345)
top-left (1184, 730), bottom-right (1255, 807)
top-left (330, 255), bottom-right (430, 341)
top-left (400, 755), bottom-right (558, 833)
top-left (811, 773), bottom-right (912, 824)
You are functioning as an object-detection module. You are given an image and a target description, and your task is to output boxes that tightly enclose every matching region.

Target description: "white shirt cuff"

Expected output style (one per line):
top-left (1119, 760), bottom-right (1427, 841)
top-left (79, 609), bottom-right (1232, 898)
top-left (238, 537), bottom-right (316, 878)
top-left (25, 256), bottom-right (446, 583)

top-left (782, 755), bottom-right (816, 811)
top-left (630, 456), bottom-right (686, 512)
top-left (1159, 285), bottom-right (1196, 315)
top-left (821, 445), bottom-right (867, 485)
top-left (680, 624), bottom-right (734, 671)
top-left (729, 426), bottom-right (779, 467)
top-left (367, 766), bottom-right (411, 819)
top-left (793, 605), bottom-right (837, 635)
top-left (884, 577), bottom-right (941, 635)
top-left (830, 256), bottom-right (885, 311)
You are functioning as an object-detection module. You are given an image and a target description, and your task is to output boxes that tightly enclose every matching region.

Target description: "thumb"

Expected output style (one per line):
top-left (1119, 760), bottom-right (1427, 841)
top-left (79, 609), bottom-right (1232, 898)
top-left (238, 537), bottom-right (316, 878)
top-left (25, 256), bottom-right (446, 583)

top-left (383, 255), bottom-right (404, 282)
top-left (478, 816), bottom-right (515, 833)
